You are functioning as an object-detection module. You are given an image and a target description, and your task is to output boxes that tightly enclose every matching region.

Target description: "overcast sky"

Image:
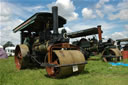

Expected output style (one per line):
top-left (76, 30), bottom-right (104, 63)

top-left (0, 0), bottom-right (128, 45)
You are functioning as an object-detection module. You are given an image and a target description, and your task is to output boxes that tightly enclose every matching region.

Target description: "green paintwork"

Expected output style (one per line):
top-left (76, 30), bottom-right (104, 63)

top-left (116, 38), bottom-right (128, 42)
top-left (67, 27), bottom-right (103, 38)
top-left (13, 16), bottom-right (36, 33)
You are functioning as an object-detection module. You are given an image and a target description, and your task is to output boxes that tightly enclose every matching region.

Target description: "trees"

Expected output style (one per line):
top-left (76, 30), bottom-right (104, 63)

top-left (3, 41), bottom-right (15, 49)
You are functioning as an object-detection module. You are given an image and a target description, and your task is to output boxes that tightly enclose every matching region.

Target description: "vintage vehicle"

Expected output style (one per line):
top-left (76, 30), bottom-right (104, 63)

top-left (116, 38), bottom-right (128, 59)
top-left (67, 26), bottom-right (122, 62)
top-left (67, 25), bottom-right (102, 60)
top-left (101, 38), bottom-right (122, 62)
top-left (13, 6), bottom-right (86, 78)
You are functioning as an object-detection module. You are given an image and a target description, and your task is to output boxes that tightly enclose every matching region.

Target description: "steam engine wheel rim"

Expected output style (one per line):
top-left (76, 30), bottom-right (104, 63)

top-left (46, 60), bottom-right (59, 77)
top-left (15, 50), bottom-right (23, 70)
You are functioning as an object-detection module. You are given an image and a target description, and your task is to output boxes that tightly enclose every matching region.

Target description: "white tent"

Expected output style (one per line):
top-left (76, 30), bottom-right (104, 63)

top-left (5, 47), bottom-right (15, 56)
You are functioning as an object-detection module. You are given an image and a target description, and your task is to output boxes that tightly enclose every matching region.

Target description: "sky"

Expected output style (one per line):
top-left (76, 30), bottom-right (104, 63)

top-left (0, 0), bottom-right (128, 45)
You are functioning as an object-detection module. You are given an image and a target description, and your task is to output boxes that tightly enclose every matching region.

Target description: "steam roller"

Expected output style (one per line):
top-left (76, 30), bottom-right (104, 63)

top-left (45, 43), bottom-right (85, 77)
top-left (67, 22), bottom-right (122, 62)
top-left (13, 6), bottom-right (87, 78)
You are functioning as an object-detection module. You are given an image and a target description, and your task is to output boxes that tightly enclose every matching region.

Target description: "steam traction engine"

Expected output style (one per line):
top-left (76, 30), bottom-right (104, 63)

top-left (13, 6), bottom-right (86, 78)
top-left (67, 26), bottom-right (122, 62)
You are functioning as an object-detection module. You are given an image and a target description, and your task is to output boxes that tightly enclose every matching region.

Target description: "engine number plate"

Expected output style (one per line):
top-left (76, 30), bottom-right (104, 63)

top-left (73, 65), bottom-right (78, 72)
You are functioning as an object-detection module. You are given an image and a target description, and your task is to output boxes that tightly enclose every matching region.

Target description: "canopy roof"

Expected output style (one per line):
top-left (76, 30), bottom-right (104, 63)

top-left (116, 38), bottom-right (128, 42)
top-left (67, 27), bottom-right (103, 38)
top-left (13, 12), bottom-right (66, 33)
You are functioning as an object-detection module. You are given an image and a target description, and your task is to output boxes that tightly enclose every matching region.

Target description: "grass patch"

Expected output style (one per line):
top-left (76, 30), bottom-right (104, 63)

top-left (0, 56), bottom-right (128, 85)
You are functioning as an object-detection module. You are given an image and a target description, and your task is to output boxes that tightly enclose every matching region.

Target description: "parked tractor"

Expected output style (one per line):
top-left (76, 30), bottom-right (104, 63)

top-left (13, 6), bottom-right (86, 78)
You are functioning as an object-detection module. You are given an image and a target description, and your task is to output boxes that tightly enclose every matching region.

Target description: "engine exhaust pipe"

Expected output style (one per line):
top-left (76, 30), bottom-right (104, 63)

top-left (97, 25), bottom-right (102, 43)
top-left (52, 6), bottom-right (58, 34)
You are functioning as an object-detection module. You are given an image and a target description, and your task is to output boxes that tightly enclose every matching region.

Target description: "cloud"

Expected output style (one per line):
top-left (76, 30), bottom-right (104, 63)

top-left (108, 9), bottom-right (128, 20)
top-left (95, 4), bottom-right (115, 19)
top-left (88, 0), bottom-right (115, 19)
top-left (100, 22), bottom-right (116, 31)
top-left (0, 2), bottom-right (45, 45)
top-left (0, 2), bottom-right (45, 23)
top-left (47, 0), bottom-right (78, 21)
top-left (69, 23), bottom-right (96, 32)
top-left (102, 32), bottom-right (126, 41)
top-left (108, 0), bottom-right (128, 20)
top-left (96, 0), bottom-right (110, 8)
top-left (95, 0), bottom-right (115, 19)
top-left (82, 8), bottom-right (96, 19)
top-left (23, 5), bottom-right (45, 13)
top-left (103, 24), bottom-right (128, 40)
top-left (117, 0), bottom-right (128, 10)
top-left (0, 2), bottom-right (12, 22)
top-left (110, 32), bottom-right (127, 40)
top-left (125, 24), bottom-right (128, 30)
top-left (103, 5), bottom-right (115, 13)
top-left (0, 19), bottom-right (23, 45)
top-left (96, 10), bottom-right (104, 18)
top-left (95, 0), bottom-right (128, 20)
top-left (101, 23), bottom-right (128, 40)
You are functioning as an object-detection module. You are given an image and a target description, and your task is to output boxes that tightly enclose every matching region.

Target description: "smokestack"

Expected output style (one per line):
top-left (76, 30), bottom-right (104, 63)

top-left (52, 6), bottom-right (58, 34)
top-left (97, 25), bottom-right (102, 42)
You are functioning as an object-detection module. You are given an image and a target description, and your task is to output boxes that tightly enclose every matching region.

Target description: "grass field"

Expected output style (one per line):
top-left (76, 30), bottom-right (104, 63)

top-left (0, 56), bottom-right (128, 85)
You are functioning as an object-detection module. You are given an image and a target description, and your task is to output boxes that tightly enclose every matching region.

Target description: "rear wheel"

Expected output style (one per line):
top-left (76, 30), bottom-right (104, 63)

top-left (102, 48), bottom-right (122, 62)
top-left (15, 44), bottom-right (29, 69)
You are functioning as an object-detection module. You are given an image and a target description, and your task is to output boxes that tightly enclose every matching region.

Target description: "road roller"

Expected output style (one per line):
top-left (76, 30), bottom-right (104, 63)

top-left (116, 38), bottom-right (128, 51)
top-left (13, 6), bottom-right (86, 78)
top-left (116, 38), bottom-right (128, 59)
top-left (99, 38), bottom-right (122, 62)
top-left (67, 25), bottom-right (103, 60)
top-left (67, 26), bottom-right (122, 62)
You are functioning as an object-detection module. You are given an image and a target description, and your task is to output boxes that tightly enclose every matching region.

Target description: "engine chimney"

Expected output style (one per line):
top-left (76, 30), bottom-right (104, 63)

top-left (52, 6), bottom-right (58, 34)
top-left (97, 25), bottom-right (102, 43)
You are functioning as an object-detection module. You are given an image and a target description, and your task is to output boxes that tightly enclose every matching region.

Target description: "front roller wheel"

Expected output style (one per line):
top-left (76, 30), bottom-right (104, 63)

top-left (15, 44), bottom-right (29, 70)
top-left (46, 50), bottom-right (86, 78)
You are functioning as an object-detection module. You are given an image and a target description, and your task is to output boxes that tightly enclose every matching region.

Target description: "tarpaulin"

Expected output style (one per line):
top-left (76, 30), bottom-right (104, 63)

top-left (109, 62), bottom-right (128, 67)
top-left (0, 48), bottom-right (8, 59)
